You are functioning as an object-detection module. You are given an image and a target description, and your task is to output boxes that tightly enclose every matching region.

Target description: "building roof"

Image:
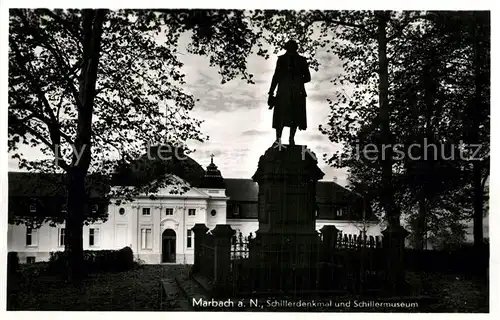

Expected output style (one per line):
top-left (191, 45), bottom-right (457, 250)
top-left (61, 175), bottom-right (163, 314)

top-left (316, 181), bottom-right (360, 204)
top-left (9, 143), bottom-right (358, 205)
top-left (8, 173), bottom-right (360, 204)
top-left (223, 178), bottom-right (371, 221)
top-left (8, 172), bottom-right (109, 198)
top-left (8, 142), bottom-right (368, 221)
top-left (223, 178), bottom-right (359, 204)
top-left (200, 156), bottom-right (225, 189)
top-left (8, 172), bottom-right (371, 222)
top-left (224, 178), bottom-right (259, 202)
top-left (111, 145), bottom-right (205, 188)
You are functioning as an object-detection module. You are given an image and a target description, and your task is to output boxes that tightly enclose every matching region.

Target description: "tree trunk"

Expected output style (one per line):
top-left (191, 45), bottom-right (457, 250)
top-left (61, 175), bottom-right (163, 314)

top-left (64, 9), bottom-right (106, 282)
top-left (472, 162), bottom-right (484, 247)
top-left (65, 168), bottom-right (86, 281)
top-left (414, 58), bottom-right (436, 251)
top-left (470, 12), bottom-right (487, 248)
top-left (414, 195), bottom-right (427, 250)
top-left (376, 11), bottom-right (398, 227)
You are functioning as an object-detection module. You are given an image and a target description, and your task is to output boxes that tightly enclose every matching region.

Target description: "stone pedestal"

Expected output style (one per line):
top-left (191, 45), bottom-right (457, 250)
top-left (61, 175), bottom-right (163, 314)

top-left (191, 223), bottom-right (209, 273)
top-left (251, 144), bottom-right (324, 293)
top-left (320, 225), bottom-right (340, 262)
top-left (212, 225), bottom-right (235, 295)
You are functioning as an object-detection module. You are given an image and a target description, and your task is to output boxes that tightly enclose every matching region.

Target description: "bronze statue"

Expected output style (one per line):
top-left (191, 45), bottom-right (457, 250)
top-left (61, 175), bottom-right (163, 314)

top-left (268, 40), bottom-right (311, 146)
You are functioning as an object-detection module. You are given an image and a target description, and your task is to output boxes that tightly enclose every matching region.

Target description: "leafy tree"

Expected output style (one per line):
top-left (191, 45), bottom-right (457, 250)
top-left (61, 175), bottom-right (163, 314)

top-left (386, 11), bottom-right (490, 248)
top-left (252, 10), bottom-right (489, 248)
top-left (384, 11), bottom-right (470, 249)
top-left (458, 11), bottom-right (490, 248)
top-left (8, 9), bottom-right (261, 280)
top-left (253, 10), bottom-right (425, 227)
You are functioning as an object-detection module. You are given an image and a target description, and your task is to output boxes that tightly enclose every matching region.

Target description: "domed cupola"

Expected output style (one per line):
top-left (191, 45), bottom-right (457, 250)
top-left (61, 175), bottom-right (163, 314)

top-left (110, 143), bottom-right (205, 187)
top-left (200, 154), bottom-right (225, 189)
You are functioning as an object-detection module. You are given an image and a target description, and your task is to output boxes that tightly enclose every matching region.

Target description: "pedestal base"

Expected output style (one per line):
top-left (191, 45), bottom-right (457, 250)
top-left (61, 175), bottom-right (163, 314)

top-left (250, 231), bottom-right (320, 293)
top-left (250, 144), bottom-right (325, 294)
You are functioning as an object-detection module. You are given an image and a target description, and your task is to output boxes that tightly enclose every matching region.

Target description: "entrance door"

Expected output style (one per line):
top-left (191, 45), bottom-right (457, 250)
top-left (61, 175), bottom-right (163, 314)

top-left (162, 229), bottom-right (176, 263)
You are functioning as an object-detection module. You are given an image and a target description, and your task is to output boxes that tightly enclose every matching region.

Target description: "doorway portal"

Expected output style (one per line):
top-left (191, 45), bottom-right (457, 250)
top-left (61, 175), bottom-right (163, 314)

top-left (162, 229), bottom-right (176, 263)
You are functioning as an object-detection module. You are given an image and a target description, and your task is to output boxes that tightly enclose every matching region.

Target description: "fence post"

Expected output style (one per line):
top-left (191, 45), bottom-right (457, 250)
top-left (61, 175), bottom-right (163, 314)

top-left (359, 230), bottom-right (367, 247)
top-left (382, 224), bottom-right (410, 294)
top-left (191, 223), bottom-right (209, 273)
top-left (213, 224), bottom-right (235, 295)
top-left (320, 225), bottom-right (339, 262)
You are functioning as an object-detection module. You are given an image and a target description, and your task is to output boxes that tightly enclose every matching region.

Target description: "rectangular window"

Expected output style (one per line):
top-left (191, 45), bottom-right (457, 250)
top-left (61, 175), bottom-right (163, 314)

top-left (336, 207), bottom-right (343, 217)
top-left (141, 228), bottom-right (153, 249)
top-left (89, 228), bottom-right (100, 247)
top-left (26, 257), bottom-right (36, 264)
top-left (188, 209), bottom-right (196, 216)
top-left (59, 228), bottom-right (65, 247)
top-left (233, 204), bottom-right (240, 217)
top-left (166, 208), bottom-right (174, 216)
top-left (26, 227), bottom-right (37, 246)
top-left (142, 208), bottom-right (151, 216)
top-left (187, 230), bottom-right (192, 248)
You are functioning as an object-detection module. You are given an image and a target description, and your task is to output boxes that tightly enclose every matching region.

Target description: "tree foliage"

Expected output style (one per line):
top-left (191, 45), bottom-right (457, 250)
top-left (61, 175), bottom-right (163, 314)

top-left (8, 9), bottom-right (265, 279)
top-left (8, 9), bottom-right (262, 219)
top-left (252, 10), bottom-right (490, 247)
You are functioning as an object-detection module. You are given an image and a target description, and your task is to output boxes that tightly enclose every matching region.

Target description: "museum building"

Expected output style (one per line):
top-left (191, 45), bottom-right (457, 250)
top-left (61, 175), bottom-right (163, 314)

top-left (7, 147), bottom-right (381, 264)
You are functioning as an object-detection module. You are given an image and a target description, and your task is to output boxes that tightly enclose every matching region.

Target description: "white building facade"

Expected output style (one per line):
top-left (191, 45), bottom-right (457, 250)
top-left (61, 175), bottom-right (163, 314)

top-left (7, 158), bottom-right (382, 264)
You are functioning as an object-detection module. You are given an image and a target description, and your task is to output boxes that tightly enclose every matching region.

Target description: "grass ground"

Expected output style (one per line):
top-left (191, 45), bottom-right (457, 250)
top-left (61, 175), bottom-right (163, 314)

top-left (7, 263), bottom-right (488, 312)
top-left (7, 263), bottom-right (190, 311)
top-left (405, 271), bottom-right (488, 312)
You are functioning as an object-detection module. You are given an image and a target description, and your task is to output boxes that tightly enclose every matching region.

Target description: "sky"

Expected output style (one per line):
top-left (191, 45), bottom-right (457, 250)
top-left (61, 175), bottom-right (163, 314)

top-left (8, 27), bottom-right (350, 187)
top-left (176, 33), bottom-right (349, 185)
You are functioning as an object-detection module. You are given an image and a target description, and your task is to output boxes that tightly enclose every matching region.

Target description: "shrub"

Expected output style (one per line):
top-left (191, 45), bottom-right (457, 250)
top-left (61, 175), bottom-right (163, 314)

top-left (21, 262), bottom-right (49, 278)
top-left (7, 252), bottom-right (19, 275)
top-left (90, 250), bottom-right (112, 272)
top-left (48, 247), bottom-right (135, 275)
top-left (116, 246), bottom-right (134, 271)
top-left (48, 251), bottom-right (73, 275)
top-left (404, 245), bottom-right (489, 274)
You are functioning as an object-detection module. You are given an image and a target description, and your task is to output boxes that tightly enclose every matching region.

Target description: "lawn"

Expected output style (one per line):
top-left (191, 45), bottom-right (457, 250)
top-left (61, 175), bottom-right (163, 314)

top-left (178, 270), bottom-right (488, 312)
top-left (405, 271), bottom-right (489, 312)
top-left (7, 263), bottom-right (488, 312)
top-left (7, 263), bottom-right (191, 311)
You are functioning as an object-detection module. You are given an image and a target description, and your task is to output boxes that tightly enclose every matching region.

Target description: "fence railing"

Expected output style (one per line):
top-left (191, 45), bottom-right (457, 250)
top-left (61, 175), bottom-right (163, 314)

top-left (333, 233), bottom-right (384, 249)
top-left (192, 223), bottom-right (406, 297)
top-left (228, 231), bottom-right (253, 293)
top-left (318, 230), bottom-right (387, 294)
top-left (230, 232), bottom-right (252, 261)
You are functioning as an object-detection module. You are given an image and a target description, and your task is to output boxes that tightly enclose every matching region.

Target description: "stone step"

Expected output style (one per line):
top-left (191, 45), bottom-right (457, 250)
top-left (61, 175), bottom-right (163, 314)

top-left (191, 273), bottom-right (214, 295)
top-left (174, 272), bottom-right (211, 311)
top-left (160, 278), bottom-right (190, 311)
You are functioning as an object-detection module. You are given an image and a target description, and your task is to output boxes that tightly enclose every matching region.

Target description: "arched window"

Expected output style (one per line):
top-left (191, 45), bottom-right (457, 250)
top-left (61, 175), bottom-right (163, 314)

top-left (61, 204), bottom-right (67, 214)
top-left (29, 203), bottom-right (37, 213)
top-left (92, 204), bottom-right (98, 214)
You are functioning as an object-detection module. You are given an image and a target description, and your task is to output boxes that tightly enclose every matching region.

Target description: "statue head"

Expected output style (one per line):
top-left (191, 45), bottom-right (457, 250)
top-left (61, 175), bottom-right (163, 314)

top-left (284, 40), bottom-right (298, 53)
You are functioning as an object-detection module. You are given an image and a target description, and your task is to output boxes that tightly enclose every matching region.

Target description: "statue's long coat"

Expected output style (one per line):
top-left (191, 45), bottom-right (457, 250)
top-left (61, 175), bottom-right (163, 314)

top-left (269, 52), bottom-right (311, 130)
